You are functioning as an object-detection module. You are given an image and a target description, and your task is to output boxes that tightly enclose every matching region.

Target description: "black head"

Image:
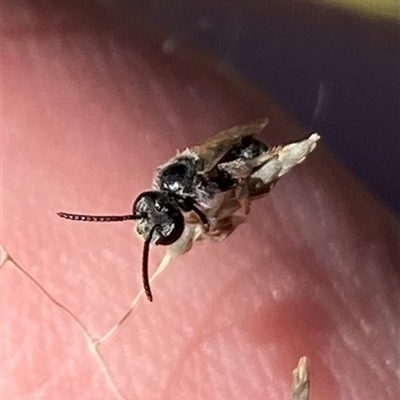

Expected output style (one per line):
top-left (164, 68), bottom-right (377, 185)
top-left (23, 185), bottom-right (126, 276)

top-left (133, 191), bottom-right (184, 246)
top-left (57, 190), bottom-right (185, 302)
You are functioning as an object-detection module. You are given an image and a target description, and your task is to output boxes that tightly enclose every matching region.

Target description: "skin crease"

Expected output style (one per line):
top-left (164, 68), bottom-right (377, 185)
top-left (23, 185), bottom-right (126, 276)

top-left (2, 1), bottom-right (399, 400)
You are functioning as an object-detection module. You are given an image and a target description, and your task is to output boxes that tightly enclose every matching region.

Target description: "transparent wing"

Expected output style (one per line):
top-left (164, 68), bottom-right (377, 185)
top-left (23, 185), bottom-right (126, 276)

top-left (191, 118), bottom-right (268, 174)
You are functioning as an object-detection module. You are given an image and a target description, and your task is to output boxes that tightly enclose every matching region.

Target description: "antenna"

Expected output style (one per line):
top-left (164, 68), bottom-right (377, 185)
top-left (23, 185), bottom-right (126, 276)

top-left (57, 212), bottom-right (141, 222)
top-left (142, 225), bottom-right (159, 302)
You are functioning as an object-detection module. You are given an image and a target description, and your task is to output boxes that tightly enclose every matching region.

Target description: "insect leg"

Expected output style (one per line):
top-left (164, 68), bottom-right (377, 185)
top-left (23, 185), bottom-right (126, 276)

top-left (190, 205), bottom-right (210, 232)
top-left (203, 215), bottom-right (246, 242)
top-left (235, 182), bottom-right (251, 215)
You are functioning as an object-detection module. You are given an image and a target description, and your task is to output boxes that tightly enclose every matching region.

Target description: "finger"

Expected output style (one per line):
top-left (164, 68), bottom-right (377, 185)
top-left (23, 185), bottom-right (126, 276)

top-left (2, 1), bottom-right (399, 400)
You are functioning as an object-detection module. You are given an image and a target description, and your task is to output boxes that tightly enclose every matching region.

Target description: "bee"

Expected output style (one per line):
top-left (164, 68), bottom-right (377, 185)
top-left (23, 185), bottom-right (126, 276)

top-left (58, 118), bottom-right (320, 302)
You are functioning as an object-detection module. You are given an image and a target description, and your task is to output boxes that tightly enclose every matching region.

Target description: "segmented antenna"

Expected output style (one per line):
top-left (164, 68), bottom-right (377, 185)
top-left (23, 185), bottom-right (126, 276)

top-left (142, 225), bottom-right (159, 302)
top-left (58, 210), bottom-right (156, 302)
top-left (57, 212), bottom-right (140, 222)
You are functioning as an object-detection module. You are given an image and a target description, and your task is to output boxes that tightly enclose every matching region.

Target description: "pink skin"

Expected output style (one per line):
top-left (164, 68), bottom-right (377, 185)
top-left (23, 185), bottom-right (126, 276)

top-left (2, 1), bottom-right (399, 399)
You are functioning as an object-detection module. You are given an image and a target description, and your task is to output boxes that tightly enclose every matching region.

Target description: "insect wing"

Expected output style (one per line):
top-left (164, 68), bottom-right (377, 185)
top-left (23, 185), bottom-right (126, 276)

top-left (192, 118), bottom-right (268, 174)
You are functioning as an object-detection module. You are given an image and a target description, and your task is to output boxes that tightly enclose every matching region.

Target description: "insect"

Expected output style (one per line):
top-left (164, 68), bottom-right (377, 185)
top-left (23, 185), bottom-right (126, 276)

top-left (58, 118), bottom-right (320, 302)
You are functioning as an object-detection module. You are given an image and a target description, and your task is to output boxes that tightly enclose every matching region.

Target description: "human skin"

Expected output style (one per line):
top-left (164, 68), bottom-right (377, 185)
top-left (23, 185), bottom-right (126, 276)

top-left (2, 1), bottom-right (399, 400)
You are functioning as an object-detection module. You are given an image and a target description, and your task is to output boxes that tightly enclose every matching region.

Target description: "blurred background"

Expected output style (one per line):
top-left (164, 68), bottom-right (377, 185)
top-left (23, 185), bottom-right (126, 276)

top-left (109, 0), bottom-right (399, 212)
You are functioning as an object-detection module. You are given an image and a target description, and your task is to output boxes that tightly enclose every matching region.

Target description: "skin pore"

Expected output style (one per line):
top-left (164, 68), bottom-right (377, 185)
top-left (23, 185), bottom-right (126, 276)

top-left (2, 1), bottom-right (399, 399)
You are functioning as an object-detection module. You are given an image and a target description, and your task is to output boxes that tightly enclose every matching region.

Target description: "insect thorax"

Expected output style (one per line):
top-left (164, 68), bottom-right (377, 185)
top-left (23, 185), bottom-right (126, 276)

top-left (154, 154), bottom-right (199, 197)
top-left (154, 138), bottom-right (269, 208)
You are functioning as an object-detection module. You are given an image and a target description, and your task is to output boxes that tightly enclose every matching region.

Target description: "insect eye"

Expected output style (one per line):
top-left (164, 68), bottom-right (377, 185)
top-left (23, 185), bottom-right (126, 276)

top-left (156, 214), bottom-right (184, 245)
